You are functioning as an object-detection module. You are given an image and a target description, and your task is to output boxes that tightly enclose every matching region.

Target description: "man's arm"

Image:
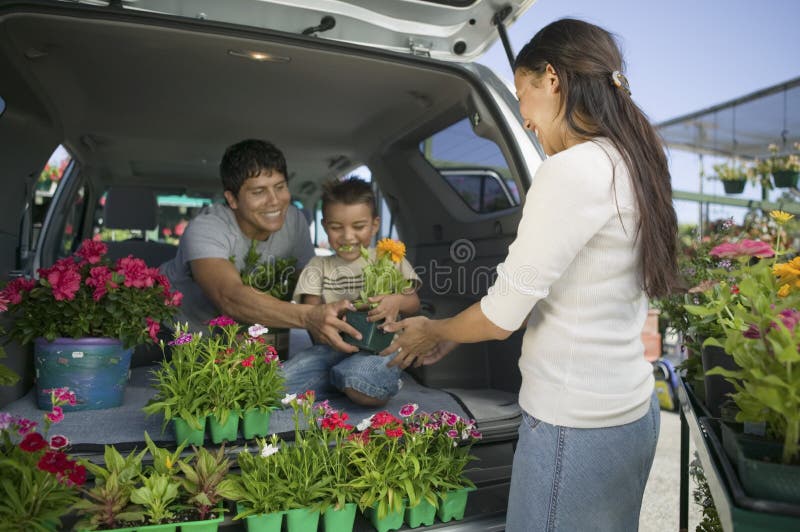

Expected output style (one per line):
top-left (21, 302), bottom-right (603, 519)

top-left (191, 258), bottom-right (360, 351)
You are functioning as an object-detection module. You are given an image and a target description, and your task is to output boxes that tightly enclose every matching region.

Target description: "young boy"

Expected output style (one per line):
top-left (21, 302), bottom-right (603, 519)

top-left (282, 177), bottom-right (420, 406)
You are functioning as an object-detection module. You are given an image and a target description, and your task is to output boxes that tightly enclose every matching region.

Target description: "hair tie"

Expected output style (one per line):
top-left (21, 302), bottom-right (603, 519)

top-left (611, 70), bottom-right (631, 96)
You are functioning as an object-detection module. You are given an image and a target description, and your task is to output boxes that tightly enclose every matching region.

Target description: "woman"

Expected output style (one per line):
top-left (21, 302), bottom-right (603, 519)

top-left (382, 18), bottom-right (679, 531)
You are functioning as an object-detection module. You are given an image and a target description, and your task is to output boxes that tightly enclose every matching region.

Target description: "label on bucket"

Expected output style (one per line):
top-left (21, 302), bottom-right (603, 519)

top-left (72, 351), bottom-right (84, 358)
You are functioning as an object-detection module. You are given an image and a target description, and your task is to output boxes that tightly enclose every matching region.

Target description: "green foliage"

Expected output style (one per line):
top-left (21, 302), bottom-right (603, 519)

top-left (710, 160), bottom-right (752, 182)
top-left (223, 435), bottom-right (285, 518)
top-left (237, 240), bottom-right (299, 301)
top-left (1, 240), bottom-right (180, 348)
top-left (0, 337), bottom-right (19, 386)
top-left (73, 446), bottom-right (146, 530)
top-left (130, 472), bottom-right (182, 524)
top-left (178, 445), bottom-right (235, 521)
top-left (755, 142), bottom-right (800, 175)
top-left (354, 245), bottom-right (413, 308)
top-left (689, 455), bottom-right (722, 532)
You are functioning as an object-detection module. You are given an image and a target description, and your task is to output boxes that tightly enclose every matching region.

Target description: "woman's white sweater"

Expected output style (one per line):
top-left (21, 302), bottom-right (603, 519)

top-left (481, 138), bottom-right (654, 428)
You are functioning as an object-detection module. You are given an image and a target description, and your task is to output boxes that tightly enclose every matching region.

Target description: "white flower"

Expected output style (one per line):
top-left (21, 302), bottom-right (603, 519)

top-left (248, 324), bottom-right (270, 337)
top-left (281, 393), bottom-right (297, 405)
top-left (260, 443), bottom-right (280, 458)
top-left (356, 415), bottom-right (374, 432)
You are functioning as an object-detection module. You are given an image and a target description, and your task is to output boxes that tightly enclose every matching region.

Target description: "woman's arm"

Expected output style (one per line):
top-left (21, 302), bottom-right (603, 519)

top-left (381, 302), bottom-right (511, 368)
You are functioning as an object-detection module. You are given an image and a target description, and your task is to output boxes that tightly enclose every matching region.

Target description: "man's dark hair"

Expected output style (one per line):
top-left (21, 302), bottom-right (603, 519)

top-left (220, 139), bottom-right (288, 197)
top-left (321, 177), bottom-right (377, 218)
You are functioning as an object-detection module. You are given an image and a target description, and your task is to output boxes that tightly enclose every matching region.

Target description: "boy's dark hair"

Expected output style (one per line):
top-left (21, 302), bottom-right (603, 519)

top-left (220, 139), bottom-right (288, 197)
top-left (321, 177), bottom-right (377, 218)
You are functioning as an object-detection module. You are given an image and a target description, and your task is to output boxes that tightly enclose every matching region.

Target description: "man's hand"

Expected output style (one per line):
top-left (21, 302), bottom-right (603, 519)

top-left (304, 300), bottom-right (361, 353)
top-left (416, 340), bottom-right (459, 367)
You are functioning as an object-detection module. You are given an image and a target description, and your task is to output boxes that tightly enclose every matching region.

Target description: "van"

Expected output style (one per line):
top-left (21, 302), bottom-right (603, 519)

top-left (0, 1), bottom-right (543, 529)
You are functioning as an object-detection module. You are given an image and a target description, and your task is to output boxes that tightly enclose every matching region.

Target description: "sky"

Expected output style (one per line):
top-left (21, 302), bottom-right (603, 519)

top-left (476, 0), bottom-right (800, 225)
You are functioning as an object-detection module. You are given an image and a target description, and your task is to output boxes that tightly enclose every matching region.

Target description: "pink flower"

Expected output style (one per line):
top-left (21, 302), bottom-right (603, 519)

top-left (115, 256), bottom-right (154, 288)
top-left (208, 315), bottom-right (236, 327)
top-left (16, 418), bottom-right (37, 435)
top-left (743, 324), bottom-right (761, 339)
top-left (85, 265), bottom-right (117, 301)
top-left (20, 432), bottom-right (47, 452)
top-left (0, 413), bottom-right (13, 430)
top-left (778, 308), bottom-right (800, 332)
top-left (266, 345), bottom-right (278, 357)
top-left (40, 258), bottom-right (81, 301)
top-left (146, 317), bottom-right (160, 343)
top-left (399, 403), bottom-right (418, 417)
top-left (76, 239), bottom-right (107, 265)
top-left (263, 353), bottom-right (279, 364)
top-left (168, 333), bottom-right (193, 346)
top-left (470, 429), bottom-right (482, 439)
top-left (442, 411), bottom-right (459, 426)
top-left (165, 290), bottom-right (183, 307)
top-left (446, 429), bottom-right (459, 439)
top-left (50, 387), bottom-right (77, 406)
top-left (1, 278), bottom-right (36, 305)
top-left (710, 239), bottom-right (775, 259)
top-left (49, 435), bottom-right (69, 449)
top-left (46, 406), bottom-right (64, 424)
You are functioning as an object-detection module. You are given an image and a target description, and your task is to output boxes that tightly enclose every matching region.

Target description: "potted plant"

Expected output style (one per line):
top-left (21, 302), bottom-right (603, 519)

top-left (0, 239), bottom-right (182, 411)
top-left (316, 404), bottom-right (360, 532)
top-left (239, 324), bottom-right (284, 440)
top-left (0, 387), bottom-right (86, 530)
top-left (424, 410), bottom-right (481, 523)
top-left (72, 444), bottom-right (147, 531)
top-left (348, 410), bottom-right (416, 532)
top-left (756, 142), bottom-right (800, 188)
top-left (177, 444), bottom-right (235, 531)
top-left (221, 435), bottom-right (287, 532)
top-left (237, 240), bottom-right (299, 359)
top-left (144, 324), bottom-right (213, 446)
top-left (343, 238), bottom-right (415, 353)
top-left (711, 160), bottom-right (752, 194)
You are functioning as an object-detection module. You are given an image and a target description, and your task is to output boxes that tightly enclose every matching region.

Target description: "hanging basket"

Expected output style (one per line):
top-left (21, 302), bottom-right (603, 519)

top-left (722, 179), bottom-right (747, 194)
top-left (772, 170), bottom-right (799, 188)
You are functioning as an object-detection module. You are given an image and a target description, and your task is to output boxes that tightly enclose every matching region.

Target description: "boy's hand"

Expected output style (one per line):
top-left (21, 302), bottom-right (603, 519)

top-left (366, 294), bottom-right (403, 324)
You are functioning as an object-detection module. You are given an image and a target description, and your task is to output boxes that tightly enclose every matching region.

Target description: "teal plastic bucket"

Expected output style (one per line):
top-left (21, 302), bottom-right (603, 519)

top-left (34, 337), bottom-right (133, 411)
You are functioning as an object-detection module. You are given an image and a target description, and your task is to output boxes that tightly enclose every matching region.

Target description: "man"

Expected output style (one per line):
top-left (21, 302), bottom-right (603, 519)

top-left (160, 139), bottom-right (360, 352)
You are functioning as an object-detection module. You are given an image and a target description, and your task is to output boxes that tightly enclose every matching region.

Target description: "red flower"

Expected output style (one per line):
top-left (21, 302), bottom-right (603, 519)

top-left (20, 432), bottom-right (47, 452)
top-left (348, 431), bottom-right (370, 444)
top-left (37, 449), bottom-right (70, 473)
top-left (49, 435), bottom-right (69, 449)
top-left (67, 463), bottom-right (87, 486)
top-left (162, 227), bottom-right (173, 237)
top-left (1, 277), bottom-right (36, 304)
top-left (40, 258), bottom-right (81, 301)
top-left (116, 256), bottom-right (154, 288)
top-left (370, 411), bottom-right (398, 428)
top-left (241, 355), bottom-right (255, 367)
top-left (76, 239), bottom-right (108, 265)
top-left (85, 265), bottom-right (117, 301)
top-left (0, 293), bottom-right (8, 312)
top-left (386, 427), bottom-right (404, 438)
top-left (731, 285), bottom-right (740, 294)
top-left (208, 315), bottom-right (236, 327)
top-left (146, 317), bottom-right (161, 343)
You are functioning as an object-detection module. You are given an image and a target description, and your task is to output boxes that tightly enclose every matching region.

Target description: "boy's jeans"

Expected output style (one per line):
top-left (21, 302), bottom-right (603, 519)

top-left (282, 344), bottom-right (402, 401)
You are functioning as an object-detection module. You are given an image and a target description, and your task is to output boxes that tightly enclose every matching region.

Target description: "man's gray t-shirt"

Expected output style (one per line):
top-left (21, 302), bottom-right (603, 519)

top-left (160, 203), bottom-right (314, 332)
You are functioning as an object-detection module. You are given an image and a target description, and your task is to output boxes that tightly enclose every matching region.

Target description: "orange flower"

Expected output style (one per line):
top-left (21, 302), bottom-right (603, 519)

top-left (376, 238), bottom-right (405, 263)
top-left (773, 257), bottom-right (800, 286)
top-left (778, 284), bottom-right (791, 298)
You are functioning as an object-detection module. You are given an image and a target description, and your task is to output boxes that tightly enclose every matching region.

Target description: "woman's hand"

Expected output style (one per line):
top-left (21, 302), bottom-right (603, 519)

top-left (380, 316), bottom-right (439, 368)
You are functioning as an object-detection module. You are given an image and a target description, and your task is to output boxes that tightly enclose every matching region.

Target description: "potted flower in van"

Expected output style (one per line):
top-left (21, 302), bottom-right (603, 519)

top-left (343, 238), bottom-right (415, 353)
top-left (236, 239), bottom-right (299, 359)
top-left (0, 239), bottom-right (182, 411)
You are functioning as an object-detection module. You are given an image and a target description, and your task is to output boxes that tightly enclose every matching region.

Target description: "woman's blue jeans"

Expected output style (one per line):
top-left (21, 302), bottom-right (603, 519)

top-left (281, 344), bottom-right (402, 401)
top-left (506, 393), bottom-right (660, 531)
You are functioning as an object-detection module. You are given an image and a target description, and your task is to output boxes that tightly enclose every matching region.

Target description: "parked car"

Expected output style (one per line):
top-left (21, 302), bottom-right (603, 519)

top-left (0, 0), bottom-right (544, 529)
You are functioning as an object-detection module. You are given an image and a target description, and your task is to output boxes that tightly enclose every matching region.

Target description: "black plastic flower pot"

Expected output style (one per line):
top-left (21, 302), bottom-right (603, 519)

top-left (700, 343), bottom-right (740, 418)
top-left (772, 170), bottom-right (799, 188)
top-left (342, 310), bottom-right (394, 353)
top-left (722, 179), bottom-right (747, 194)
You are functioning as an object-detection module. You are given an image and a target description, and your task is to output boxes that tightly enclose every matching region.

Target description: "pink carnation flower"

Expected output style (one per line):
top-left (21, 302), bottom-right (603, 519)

top-left (399, 403), bottom-right (418, 417)
top-left (49, 435), bottom-right (69, 449)
top-left (1, 278), bottom-right (36, 304)
top-left (710, 239), bottom-right (775, 259)
top-left (46, 406), bottom-right (64, 424)
top-left (208, 315), bottom-right (236, 327)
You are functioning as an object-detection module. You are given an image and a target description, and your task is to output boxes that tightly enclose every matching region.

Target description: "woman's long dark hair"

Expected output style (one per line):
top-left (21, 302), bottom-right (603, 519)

top-left (514, 18), bottom-right (679, 298)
